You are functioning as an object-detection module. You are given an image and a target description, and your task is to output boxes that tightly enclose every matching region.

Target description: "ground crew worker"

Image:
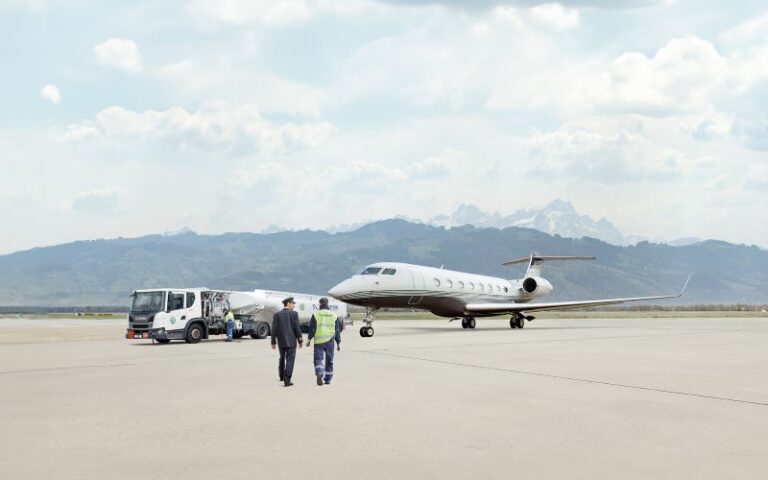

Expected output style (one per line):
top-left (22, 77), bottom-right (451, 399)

top-left (271, 297), bottom-right (303, 387)
top-left (307, 297), bottom-right (342, 386)
top-left (224, 308), bottom-right (235, 342)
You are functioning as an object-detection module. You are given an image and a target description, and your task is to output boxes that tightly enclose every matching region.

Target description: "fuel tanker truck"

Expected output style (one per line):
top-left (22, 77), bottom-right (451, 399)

top-left (126, 288), bottom-right (349, 344)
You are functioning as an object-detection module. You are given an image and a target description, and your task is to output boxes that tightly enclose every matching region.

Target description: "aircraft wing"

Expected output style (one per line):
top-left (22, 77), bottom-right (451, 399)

top-left (464, 276), bottom-right (691, 315)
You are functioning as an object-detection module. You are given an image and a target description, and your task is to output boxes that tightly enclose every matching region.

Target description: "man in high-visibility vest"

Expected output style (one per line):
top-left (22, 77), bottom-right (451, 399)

top-left (224, 308), bottom-right (235, 342)
top-left (307, 297), bottom-right (342, 386)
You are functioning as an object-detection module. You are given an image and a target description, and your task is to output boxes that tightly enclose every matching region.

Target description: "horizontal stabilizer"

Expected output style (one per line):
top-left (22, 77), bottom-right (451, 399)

top-left (503, 255), bottom-right (596, 266)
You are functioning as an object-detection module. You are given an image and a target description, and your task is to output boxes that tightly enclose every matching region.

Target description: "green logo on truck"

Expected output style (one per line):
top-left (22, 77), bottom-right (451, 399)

top-left (170, 316), bottom-right (177, 325)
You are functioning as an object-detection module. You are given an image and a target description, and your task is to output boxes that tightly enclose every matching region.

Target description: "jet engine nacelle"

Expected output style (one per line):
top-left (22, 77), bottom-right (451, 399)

top-left (521, 276), bottom-right (553, 296)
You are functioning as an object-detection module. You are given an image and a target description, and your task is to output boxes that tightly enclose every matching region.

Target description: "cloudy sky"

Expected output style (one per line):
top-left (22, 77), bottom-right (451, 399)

top-left (1, 0), bottom-right (766, 254)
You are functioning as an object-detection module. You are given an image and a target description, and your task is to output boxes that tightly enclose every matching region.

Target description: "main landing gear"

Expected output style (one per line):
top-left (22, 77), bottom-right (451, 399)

top-left (359, 307), bottom-right (377, 337)
top-left (510, 313), bottom-right (535, 329)
top-left (461, 317), bottom-right (476, 329)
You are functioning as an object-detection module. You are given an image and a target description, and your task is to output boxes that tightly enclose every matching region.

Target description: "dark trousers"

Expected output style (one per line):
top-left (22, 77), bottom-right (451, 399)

top-left (313, 341), bottom-right (335, 383)
top-left (278, 346), bottom-right (297, 384)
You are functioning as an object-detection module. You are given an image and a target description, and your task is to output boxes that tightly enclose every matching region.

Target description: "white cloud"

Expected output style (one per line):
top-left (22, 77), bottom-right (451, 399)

top-left (688, 114), bottom-right (734, 141)
top-left (60, 123), bottom-right (98, 142)
top-left (731, 118), bottom-right (768, 151)
top-left (407, 149), bottom-right (463, 178)
top-left (158, 60), bottom-right (325, 117)
top-left (228, 160), bottom-right (408, 191)
top-left (94, 38), bottom-right (143, 73)
top-left (189, 0), bottom-right (312, 27)
top-left (719, 11), bottom-right (768, 49)
top-left (4, 1), bottom-right (768, 252)
top-left (334, 8), bottom-right (540, 107)
top-left (524, 129), bottom-right (692, 183)
top-left (338, 10), bottom-right (766, 133)
top-left (70, 186), bottom-right (129, 213)
top-left (487, 35), bottom-right (728, 115)
top-left (40, 84), bottom-right (60, 104)
top-left (187, 0), bottom-right (379, 27)
top-left (62, 103), bottom-right (335, 154)
top-left (375, 0), bottom-right (658, 9)
top-left (0, 0), bottom-right (48, 12)
top-left (527, 3), bottom-right (579, 31)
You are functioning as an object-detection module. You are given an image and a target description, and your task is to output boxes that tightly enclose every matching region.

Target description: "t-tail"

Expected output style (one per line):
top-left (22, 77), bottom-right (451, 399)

top-left (503, 254), bottom-right (596, 278)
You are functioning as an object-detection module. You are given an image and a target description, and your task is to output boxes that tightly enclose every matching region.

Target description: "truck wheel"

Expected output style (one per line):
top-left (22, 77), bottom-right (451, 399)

top-left (186, 324), bottom-right (204, 344)
top-left (156, 339), bottom-right (171, 344)
top-left (251, 322), bottom-right (270, 339)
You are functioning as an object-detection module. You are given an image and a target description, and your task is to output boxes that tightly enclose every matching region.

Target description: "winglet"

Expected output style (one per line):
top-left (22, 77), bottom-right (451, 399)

top-left (676, 274), bottom-right (693, 298)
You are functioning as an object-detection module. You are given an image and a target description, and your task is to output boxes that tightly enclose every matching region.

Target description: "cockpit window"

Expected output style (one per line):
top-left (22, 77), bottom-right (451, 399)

top-left (381, 268), bottom-right (397, 275)
top-left (359, 267), bottom-right (383, 275)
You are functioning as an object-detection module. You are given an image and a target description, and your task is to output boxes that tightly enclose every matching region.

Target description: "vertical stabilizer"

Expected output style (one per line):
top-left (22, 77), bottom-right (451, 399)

top-left (526, 253), bottom-right (540, 277)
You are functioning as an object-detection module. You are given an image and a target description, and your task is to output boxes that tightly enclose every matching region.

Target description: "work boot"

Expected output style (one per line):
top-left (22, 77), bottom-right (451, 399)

top-left (284, 377), bottom-right (293, 387)
top-left (316, 374), bottom-right (324, 386)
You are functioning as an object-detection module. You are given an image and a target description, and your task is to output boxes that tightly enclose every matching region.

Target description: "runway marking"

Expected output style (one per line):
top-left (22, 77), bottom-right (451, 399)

top-left (361, 350), bottom-right (768, 407)
top-left (0, 362), bottom-right (161, 375)
top-left (0, 353), bottom-right (259, 376)
top-left (362, 328), bottom-right (760, 352)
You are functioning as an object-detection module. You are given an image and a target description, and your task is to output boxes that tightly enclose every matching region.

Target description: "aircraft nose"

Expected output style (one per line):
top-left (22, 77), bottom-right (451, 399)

top-left (328, 279), bottom-right (352, 300)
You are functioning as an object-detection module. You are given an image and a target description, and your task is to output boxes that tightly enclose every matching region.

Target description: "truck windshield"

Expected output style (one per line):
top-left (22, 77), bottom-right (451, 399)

top-left (131, 291), bottom-right (165, 312)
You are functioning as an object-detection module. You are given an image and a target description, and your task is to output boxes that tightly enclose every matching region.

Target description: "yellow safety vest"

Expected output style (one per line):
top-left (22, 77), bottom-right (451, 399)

top-left (313, 309), bottom-right (337, 345)
top-left (225, 311), bottom-right (234, 322)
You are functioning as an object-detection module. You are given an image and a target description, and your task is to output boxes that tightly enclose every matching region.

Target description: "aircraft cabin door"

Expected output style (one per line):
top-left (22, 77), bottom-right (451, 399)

top-left (408, 268), bottom-right (425, 305)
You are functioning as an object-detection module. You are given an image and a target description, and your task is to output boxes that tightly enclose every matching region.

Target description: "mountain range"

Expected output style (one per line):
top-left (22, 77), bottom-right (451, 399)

top-left (0, 219), bottom-right (764, 306)
top-left (325, 199), bottom-right (699, 246)
top-left (425, 200), bottom-right (632, 245)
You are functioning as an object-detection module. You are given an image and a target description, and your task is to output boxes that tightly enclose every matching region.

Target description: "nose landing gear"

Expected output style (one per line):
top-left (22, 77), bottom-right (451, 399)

top-left (359, 307), bottom-right (377, 337)
top-left (461, 317), bottom-right (476, 329)
top-left (360, 326), bottom-right (374, 337)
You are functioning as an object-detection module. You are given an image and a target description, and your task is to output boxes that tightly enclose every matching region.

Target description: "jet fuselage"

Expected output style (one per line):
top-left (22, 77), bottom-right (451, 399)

top-left (328, 262), bottom-right (548, 317)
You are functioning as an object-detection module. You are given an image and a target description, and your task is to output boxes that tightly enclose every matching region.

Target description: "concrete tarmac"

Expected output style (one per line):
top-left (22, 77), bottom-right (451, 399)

top-left (1, 317), bottom-right (767, 479)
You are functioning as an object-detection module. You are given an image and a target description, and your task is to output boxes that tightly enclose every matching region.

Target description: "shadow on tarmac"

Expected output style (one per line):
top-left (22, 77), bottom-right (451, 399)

top-left (350, 324), bottom-right (618, 337)
top-left (129, 338), bottom-right (250, 346)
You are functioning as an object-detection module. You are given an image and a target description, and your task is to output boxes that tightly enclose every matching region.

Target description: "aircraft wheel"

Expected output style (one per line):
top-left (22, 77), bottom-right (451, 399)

top-left (510, 318), bottom-right (517, 329)
top-left (461, 318), bottom-right (468, 329)
top-left (365, 327), bottom-right (374, 337)
top-left (467, 318), bottom-right (476, 329)
top-left (516, 317), bottom-right (525, 329)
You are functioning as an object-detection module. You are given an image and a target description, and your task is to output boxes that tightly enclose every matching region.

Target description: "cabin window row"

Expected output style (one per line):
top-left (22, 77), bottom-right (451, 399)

top-left (433, 278), bottom-right (508, 293)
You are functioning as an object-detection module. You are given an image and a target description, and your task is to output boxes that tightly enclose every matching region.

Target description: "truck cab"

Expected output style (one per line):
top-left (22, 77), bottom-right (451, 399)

top-left (127, 290), bottom-right (168, 339)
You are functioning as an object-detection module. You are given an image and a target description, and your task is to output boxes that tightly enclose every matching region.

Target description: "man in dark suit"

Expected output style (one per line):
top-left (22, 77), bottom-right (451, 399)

top-left (271, 297), bottom-right (303, 387)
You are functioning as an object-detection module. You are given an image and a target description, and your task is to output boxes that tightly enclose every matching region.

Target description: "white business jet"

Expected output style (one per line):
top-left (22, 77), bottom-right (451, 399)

top-left (328, 254), bottom-right (690, 337)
